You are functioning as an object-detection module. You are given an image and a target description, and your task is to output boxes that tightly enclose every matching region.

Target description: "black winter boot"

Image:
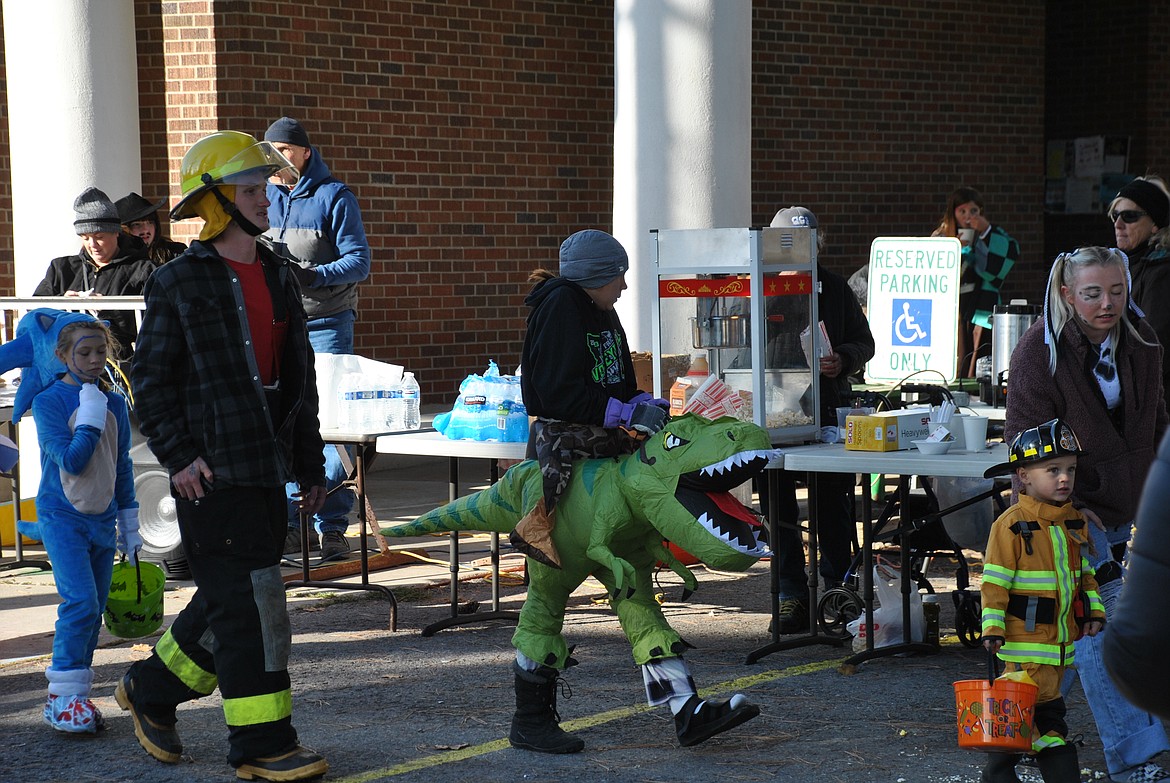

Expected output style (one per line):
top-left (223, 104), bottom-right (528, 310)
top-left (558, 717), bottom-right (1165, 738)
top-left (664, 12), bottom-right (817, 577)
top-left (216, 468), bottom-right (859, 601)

top-left (508, 663), bottom-right (584, 754)
top-left (1035, 744), bottom-right (1080, 783)
top-left (981, 752), bottom-right (1023, 783)
top-left (674, 694), bottom-right (760, 747)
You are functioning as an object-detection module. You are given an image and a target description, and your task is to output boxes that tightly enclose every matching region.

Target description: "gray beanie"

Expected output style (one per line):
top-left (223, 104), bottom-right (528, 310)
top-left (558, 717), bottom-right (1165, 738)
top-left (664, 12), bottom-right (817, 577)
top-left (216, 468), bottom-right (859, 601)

top-left (559, 230), bottom-right (629, 289)
top-left (264, 116), bottom-right (312, 148)
top-left (73, 187), bottom-right (122, 235)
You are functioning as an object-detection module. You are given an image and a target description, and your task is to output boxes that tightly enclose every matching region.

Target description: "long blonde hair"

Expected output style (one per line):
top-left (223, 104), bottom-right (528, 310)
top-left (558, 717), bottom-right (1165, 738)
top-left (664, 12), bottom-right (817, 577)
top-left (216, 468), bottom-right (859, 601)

top-left (1043, 246), bottom-right (1151, 374)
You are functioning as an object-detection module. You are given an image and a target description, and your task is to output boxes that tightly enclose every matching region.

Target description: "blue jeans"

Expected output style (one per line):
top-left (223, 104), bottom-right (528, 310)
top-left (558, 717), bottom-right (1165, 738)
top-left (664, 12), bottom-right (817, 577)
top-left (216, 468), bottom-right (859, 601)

top-left (1062, 520), bottom-right (1170, 775)
top-left (285, 311), bottom-right (356, 535)
top-left (39, 513), bottom-right (117, 671)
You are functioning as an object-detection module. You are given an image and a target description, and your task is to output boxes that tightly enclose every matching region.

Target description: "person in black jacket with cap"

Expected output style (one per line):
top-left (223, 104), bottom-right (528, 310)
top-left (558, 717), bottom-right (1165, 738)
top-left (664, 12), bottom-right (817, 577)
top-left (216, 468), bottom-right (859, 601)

top-left (116, 191), bottom-right (187, 266)
top-left (1110, 175), bottom-right (1170, 412)
top-left (35, 187), bottom-right (156, 358)
top-left (763, 206), bottom-right (875, 635)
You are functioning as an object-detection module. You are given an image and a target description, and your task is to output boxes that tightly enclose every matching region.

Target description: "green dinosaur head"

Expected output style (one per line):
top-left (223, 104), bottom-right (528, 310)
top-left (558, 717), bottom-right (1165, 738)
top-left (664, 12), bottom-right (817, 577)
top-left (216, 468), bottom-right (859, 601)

top-left (624, 413), bottom-right (776, 571)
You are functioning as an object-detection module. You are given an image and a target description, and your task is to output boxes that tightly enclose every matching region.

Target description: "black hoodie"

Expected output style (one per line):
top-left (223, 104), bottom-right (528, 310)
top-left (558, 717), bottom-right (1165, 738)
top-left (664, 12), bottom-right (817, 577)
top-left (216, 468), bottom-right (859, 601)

top-left (520, 276), bottom-right (639, 424)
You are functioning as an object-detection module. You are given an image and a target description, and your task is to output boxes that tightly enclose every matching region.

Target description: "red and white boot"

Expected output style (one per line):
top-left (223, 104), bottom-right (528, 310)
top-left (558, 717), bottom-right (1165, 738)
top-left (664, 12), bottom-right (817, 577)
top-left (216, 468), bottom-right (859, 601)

top-left (44, 667), bottom-right (105, 734)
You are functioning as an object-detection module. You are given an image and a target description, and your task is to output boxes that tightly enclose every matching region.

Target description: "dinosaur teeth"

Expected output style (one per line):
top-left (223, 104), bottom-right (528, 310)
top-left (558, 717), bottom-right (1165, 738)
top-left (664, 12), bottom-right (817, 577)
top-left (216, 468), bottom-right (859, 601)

top-left (697, 448), bottom-right (777, 477)
top-left (695, 511), bottom-right (771, 556)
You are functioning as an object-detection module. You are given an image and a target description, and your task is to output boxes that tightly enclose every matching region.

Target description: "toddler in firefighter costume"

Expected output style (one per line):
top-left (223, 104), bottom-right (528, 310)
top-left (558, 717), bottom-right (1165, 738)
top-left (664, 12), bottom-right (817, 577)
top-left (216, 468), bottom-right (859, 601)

top-left (981, 419), bottom-right (1106, 782)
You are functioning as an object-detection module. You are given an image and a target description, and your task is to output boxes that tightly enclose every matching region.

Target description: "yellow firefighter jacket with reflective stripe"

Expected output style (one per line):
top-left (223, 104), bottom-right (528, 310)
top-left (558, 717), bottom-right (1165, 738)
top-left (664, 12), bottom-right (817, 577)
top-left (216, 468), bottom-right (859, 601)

top-left (981, 494), bottom-right (1105, 666)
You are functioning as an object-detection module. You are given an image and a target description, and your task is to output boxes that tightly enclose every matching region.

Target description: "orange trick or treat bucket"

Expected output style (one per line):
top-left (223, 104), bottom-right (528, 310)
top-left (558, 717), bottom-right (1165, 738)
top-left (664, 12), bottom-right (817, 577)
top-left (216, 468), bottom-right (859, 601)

top-left (954, 651), bottom-right (1037, 753)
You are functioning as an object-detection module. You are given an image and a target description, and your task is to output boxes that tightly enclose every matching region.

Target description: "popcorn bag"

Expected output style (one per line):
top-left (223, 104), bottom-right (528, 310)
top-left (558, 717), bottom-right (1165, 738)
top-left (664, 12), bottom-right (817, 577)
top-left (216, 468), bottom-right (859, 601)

top-left (683, 375), bottom-right (746, 420)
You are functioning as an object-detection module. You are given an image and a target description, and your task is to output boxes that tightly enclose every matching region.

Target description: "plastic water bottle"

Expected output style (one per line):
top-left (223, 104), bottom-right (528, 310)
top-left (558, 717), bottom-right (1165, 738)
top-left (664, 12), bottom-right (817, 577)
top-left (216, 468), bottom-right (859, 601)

top-left (384, 382), bottom-right (405, 430)
top-left (337, 373), bottom-right (362, 430)
top-left (401, 372), bottom-right (421, 430)
top-left (355, 376), bottom-right (378, 430)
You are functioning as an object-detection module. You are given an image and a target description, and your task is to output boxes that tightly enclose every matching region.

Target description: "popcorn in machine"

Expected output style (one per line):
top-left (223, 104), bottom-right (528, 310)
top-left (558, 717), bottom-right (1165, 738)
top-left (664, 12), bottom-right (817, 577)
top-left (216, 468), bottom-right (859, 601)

top-left (651, 226), bottom-right (822, 444)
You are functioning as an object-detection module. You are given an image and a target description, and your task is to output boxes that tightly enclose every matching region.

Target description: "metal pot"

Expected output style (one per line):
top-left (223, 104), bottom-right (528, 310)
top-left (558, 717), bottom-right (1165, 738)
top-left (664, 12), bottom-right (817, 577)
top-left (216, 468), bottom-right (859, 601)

top-left (690, 314), bottom-right (750, 348)
top-left (991, 302), bottom-right (1040, 383)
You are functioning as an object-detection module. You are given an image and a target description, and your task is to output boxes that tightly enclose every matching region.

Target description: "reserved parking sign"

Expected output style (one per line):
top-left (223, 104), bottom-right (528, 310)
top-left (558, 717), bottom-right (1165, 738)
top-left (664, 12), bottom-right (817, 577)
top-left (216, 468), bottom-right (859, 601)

top-left (865, 236), bottom-right (962, 383)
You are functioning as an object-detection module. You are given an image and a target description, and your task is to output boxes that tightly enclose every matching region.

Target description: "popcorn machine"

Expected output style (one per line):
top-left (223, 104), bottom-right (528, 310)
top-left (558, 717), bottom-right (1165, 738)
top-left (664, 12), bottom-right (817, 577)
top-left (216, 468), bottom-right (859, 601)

top-left (651, 227), bottom-right (821, 444)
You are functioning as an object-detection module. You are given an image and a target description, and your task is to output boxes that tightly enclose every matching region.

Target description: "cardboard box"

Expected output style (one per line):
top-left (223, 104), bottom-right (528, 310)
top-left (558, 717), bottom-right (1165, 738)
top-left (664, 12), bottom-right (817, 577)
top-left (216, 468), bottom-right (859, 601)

top-left (631, 352), bottom-right (692, 396)
top-left (845, 409), bottom-right (932, 451)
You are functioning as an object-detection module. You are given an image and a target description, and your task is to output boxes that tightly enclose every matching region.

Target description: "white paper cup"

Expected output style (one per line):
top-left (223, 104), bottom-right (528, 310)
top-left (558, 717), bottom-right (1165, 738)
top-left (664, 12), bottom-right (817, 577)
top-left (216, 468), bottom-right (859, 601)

top-left (948, 414), bottom-right (968, 450)
top-left (961, 416), bottom-right (989, 451)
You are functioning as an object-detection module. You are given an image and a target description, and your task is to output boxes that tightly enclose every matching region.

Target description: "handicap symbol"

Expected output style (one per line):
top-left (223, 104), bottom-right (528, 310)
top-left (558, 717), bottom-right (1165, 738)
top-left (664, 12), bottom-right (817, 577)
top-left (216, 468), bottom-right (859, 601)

top-left (892, 299), bottom-right (930, 346)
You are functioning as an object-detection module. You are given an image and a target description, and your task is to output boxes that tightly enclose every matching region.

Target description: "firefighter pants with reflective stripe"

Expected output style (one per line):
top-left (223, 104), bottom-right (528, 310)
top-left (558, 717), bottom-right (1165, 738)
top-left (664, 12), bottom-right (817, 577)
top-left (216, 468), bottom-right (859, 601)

top-left (128, 485), bottom-right (297, 765)
top-left (1005, 660), bottom-right (1069, 750)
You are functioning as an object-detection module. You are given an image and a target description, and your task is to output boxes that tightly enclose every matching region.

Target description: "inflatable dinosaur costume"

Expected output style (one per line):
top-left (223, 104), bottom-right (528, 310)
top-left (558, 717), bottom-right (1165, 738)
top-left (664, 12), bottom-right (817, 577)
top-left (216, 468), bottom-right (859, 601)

top-left (381, 413), bottom-right (775, 752)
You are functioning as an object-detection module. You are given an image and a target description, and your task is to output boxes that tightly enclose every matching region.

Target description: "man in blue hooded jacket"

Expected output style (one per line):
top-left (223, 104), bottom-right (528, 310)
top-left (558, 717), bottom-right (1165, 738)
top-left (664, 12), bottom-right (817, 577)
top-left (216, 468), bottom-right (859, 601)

top-left (264, 116), bottom-right (371, 561)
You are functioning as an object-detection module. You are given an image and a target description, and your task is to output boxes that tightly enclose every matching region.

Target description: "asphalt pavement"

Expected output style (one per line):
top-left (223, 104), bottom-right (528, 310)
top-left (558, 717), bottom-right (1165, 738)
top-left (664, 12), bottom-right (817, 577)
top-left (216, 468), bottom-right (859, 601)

top-left (0, 454), bottom-right (1151, 783)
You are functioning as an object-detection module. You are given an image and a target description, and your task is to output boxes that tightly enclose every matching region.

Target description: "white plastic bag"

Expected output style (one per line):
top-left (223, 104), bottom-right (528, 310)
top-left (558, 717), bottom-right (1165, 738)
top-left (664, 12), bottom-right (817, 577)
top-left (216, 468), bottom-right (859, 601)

top-left (931, 475), bottom-right (995, 553)
top-left (845, 564), bottom-right (924, 650)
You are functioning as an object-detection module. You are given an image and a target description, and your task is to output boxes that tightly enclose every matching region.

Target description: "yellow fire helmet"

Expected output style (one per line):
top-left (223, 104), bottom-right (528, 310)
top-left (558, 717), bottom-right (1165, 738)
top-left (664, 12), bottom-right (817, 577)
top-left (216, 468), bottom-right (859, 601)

top-left (170, 130), bottom-right (298, 221)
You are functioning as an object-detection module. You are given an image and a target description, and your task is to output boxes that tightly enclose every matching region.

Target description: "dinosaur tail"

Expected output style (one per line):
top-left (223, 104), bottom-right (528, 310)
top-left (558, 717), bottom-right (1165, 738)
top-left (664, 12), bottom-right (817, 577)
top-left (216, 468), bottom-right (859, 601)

top-left (378, 460), bottom-right (540, 538)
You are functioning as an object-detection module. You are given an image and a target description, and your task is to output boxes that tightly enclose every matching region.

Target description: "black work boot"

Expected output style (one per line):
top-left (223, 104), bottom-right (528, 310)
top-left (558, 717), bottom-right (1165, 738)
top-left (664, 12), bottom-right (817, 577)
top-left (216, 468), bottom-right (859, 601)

top-left (508, 663), bottom-right (584, 754)
top-left (981, 752), bottom-right (1023, 783)
top-left (1034, 744), bottom-right (1080, 783)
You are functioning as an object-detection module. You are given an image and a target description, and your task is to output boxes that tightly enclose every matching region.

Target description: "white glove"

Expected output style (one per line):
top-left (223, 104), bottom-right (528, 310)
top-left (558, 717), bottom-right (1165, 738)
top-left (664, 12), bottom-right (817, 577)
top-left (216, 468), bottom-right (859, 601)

top-left (75, 383), bottom-right (107, 431)
top-left (117, 508), bottom-right (142, 566)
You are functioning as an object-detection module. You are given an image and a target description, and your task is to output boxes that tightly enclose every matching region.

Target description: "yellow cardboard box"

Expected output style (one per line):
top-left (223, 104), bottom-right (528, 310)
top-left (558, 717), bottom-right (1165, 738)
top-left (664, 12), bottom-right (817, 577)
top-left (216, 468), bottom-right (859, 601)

top-left (845, 409), bottom-right (932, 451)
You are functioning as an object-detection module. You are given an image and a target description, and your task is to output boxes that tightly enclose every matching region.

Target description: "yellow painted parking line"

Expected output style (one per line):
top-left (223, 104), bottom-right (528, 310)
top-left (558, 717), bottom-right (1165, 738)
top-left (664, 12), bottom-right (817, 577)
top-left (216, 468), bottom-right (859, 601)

top-left (331, 656), bottom-right (847, 783)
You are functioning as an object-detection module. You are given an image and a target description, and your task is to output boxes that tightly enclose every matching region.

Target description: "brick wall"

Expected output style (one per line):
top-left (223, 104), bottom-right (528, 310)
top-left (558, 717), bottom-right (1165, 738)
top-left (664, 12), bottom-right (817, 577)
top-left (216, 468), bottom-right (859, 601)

top-left (155, 0), bottom-right (617, 397)
top-left (1042, 0), bottom-right (1161, 261)
top-left (0, 11), bottom-right (10, 299)
top-left (0, 3), bottom-right (1161, 396)
top-left (752, 2), bottom-right (1046, 305)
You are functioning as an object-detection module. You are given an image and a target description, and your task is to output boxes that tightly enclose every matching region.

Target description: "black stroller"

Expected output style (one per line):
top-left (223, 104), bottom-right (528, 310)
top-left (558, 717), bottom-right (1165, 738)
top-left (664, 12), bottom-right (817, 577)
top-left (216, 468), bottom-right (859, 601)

top-left (816, 477), bottom-right (1007, 648)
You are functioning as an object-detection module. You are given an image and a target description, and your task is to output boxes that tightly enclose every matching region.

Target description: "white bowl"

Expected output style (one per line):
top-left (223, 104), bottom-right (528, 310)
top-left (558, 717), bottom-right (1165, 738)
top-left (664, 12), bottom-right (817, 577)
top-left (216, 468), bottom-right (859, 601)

top-left (912, 439), bottom-right (953, 456)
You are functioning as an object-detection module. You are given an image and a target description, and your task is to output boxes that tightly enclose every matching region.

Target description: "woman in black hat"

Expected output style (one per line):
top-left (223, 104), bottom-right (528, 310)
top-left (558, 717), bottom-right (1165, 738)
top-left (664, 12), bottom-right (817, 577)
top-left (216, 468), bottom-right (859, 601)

top-left (1110, 175), bottom-right (1170, 411)
top-left (115, 192), bottom-right (186, 266)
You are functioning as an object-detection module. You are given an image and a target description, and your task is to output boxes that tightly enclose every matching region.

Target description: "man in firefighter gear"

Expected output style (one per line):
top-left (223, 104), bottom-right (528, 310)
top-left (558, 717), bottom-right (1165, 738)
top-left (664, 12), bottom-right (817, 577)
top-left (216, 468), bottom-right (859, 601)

top-left (115, 130), bottom-right (330, 781)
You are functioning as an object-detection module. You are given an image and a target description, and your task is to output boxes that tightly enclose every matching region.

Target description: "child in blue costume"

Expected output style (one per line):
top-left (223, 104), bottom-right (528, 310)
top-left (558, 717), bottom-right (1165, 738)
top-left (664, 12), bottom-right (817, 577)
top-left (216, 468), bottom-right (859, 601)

top-left (23, 310), bottom-right (140, 733)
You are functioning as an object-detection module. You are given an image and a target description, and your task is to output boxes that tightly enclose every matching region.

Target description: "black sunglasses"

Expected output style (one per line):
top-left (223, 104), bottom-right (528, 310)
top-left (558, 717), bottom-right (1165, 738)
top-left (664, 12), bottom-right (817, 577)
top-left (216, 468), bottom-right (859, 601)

top-left (1111, 209), bottom-right (1148, 224)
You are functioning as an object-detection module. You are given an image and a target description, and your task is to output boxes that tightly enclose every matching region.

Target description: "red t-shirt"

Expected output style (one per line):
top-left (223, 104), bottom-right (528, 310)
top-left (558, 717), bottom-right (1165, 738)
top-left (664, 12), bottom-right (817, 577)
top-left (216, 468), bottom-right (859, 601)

top-left (223, 255), bottom-right (288, 386)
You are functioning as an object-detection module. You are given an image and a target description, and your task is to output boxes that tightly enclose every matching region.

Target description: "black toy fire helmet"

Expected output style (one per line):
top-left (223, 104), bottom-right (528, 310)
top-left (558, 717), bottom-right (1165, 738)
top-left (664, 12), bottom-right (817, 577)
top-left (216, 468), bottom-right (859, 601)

top-left (983, 418), bottom-right (1084, 478)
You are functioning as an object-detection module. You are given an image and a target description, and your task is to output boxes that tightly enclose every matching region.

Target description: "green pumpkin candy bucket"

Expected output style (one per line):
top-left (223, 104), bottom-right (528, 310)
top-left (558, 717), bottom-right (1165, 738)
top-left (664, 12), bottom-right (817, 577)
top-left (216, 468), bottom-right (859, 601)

top-left (105, 558), bottom-right (165, 638)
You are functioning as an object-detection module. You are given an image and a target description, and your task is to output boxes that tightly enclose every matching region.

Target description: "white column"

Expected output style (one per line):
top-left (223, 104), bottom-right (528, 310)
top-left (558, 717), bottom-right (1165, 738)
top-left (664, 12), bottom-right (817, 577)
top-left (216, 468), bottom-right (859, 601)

top-left (4, 0), bottom-right (141, 296)
top-left (612, 0), bottom-right (752, 352)
top-left (3, 0), bottom-right (141, 501)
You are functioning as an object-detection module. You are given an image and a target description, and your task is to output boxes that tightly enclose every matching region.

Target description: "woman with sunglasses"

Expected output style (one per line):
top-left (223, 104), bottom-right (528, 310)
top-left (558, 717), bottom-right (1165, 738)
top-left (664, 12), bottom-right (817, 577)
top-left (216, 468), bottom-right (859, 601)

top-left (932, 186), bottom-right (1019, 377)
top-left (1110, 176), bottom-right (1170, 410)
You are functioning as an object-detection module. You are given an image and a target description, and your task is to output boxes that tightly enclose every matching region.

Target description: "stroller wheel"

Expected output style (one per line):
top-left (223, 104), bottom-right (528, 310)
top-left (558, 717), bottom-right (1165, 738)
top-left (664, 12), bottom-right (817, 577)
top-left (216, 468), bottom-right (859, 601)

top-left (952, 588), bottom-right (982, 648)
top-left (818, 586), bottom-right (863, 639)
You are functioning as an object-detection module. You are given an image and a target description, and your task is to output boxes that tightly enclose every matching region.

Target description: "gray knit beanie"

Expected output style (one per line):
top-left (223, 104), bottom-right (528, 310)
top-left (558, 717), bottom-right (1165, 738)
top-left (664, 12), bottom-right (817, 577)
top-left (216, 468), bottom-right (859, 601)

top-left (73, 187), bottom-right (122, 235)
top-left (264, 117), bottom-right (312, 148)
top-left (559, 230), bottom-right (629, 289)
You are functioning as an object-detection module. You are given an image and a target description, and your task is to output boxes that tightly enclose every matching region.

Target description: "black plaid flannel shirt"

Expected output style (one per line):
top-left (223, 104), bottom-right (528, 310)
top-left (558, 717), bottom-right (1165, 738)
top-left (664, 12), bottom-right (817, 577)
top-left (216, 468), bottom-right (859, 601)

top-left (131, 240), bottom-right (326, 489)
